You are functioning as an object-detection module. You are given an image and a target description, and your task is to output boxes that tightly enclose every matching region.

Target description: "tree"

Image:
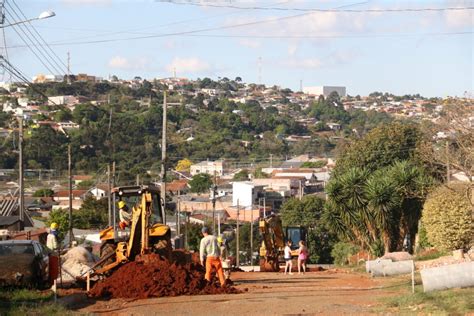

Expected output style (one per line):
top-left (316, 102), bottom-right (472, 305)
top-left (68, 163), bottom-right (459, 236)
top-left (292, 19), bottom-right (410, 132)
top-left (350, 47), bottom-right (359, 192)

top-left (418, 101), bottom-right (473, 209)
top-left (333, 122), bottom-right (422, 176)
top-left (325, 161), bottom-right (432, 255)
top-left (189, 173), bottom-right (213, 194)
top-left (422, 183), bottom-right (472, 251)
top-left (33, 188), bottom-right (54, 197)
top-left (280, 196), bottom-right (335, 263)
top-left (253, 168), bottom-right (269, 178)
top-left (74, 196), bottom-right (108, 229)
top-left (175, 158), bottom-right (193, 172)
top-left (233, 169), bottom-right (249, 181)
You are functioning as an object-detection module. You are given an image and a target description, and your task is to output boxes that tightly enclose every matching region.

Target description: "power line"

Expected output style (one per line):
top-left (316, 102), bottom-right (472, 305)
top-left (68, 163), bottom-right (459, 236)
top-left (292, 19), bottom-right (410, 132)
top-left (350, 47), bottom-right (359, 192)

top-left (4, 15), bottom-right (61, 75)
top-left (9, 0), bottom-right (67, 72)
top-left (6, 29), bottom-right (472, 49)
top-left (160, 1), bottom-right (474, 13)
top-left (6, 1), bottom-right (368, 48)
top-left (5, 2), bottom-right (66, 75)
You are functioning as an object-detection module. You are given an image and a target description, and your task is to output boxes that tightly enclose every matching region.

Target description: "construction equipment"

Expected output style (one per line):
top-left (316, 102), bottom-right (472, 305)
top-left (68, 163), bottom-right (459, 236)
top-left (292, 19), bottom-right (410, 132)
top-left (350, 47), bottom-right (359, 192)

top-left (259, 214), bottom-right (307, 272)
top-left (92, 185), bottom-right (171, 276)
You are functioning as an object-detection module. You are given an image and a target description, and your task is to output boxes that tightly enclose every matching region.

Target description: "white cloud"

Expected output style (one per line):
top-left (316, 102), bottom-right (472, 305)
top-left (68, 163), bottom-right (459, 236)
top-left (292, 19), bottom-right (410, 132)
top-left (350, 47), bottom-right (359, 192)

top-left (108, 56), bottom-right (151, 71)
top-left (166, 57), bottom-right (211, 74)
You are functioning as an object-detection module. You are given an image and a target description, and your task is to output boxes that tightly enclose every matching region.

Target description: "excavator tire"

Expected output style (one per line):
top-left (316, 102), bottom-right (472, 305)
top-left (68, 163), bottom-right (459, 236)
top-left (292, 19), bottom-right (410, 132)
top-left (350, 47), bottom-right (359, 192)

top-left (260, 257), bottom-right (279, 272)
top-left (100, 242), bottom-right (117, 267)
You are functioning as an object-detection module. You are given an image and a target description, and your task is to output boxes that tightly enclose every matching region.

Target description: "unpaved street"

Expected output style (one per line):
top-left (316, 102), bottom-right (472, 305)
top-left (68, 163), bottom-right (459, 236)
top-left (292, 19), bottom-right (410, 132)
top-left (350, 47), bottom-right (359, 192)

top-left (78, 270), bottom-right (402, 315)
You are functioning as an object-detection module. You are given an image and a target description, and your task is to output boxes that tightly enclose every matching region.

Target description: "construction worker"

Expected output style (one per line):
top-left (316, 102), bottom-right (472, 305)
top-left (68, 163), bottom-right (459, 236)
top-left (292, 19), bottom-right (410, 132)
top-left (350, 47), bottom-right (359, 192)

top-left (118, 200), bottom-right (131, 230)
top-left (200, 226), bottom-right (226, 287)
top-left (46, 222), bottom-right (59, 252)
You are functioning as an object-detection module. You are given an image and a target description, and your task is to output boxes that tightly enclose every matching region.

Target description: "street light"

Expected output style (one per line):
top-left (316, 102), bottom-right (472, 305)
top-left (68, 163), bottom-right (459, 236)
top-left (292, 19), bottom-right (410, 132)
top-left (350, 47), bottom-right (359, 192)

top-left (0, 10), bottom-right (56, 28)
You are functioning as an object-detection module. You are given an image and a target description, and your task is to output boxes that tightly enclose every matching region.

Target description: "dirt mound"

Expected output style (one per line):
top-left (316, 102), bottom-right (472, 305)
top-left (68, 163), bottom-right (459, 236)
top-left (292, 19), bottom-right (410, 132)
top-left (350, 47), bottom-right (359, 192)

top-left (89, 253), bottom-right (240, 299)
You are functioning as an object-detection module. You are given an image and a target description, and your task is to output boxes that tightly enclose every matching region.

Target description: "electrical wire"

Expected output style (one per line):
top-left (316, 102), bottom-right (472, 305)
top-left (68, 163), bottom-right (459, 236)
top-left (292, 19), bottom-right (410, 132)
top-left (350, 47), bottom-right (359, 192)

top-left (160, 1), bottom-right (474, 13)
top-left (4, 16), bottom-right (59, 75)
top-left (5, 3), bottom-right (65, 75)
top-left (9, 0), bottom-right (67, 72)
top-left (0, 56), bottom-right (58, 104)
top-left (36, 0), bottom-right (292, 44)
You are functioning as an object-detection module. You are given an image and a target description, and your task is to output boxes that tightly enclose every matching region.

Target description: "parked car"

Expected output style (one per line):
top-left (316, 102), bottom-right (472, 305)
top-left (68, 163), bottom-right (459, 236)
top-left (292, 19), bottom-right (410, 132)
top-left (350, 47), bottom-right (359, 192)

top-left (0, 240), bottom-right (50, 288)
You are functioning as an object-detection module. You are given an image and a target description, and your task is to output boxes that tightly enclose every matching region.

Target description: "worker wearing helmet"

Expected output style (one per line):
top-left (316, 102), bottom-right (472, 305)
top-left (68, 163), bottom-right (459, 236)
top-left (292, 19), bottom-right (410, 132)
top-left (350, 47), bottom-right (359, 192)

top-left (46, 222), bottom-right (59, 251)
top-left (118, 200), bottom-right (131, 230)
top-left (217, 235), bottom-right (227, 260)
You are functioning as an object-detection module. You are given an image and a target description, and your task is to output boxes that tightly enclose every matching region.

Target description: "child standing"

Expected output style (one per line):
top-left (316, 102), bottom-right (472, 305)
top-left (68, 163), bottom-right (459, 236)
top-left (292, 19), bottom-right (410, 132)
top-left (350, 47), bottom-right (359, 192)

top-left (297, 240), bottom-right (308, 274)
top-left (284, 240), bottom-right (293, 275)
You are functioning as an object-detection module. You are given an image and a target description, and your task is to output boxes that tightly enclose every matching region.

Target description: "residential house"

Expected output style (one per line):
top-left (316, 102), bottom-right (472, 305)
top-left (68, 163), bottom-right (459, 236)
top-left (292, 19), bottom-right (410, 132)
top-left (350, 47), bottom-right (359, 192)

top-left (190, 160), bottom-right (228, 176)
top-left (232, 181), bottom-right (265, 210)
top-left (88, 185), bottom-right (109, 200)
top-left (166, 179), bottom-right (189, 196)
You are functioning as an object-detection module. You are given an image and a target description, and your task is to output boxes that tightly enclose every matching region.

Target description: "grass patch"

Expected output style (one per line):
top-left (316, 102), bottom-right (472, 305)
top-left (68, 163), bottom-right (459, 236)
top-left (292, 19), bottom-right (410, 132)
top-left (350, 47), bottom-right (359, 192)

top-left (379, 282), bottom-right (474, 314)
top-left (415, 249), bottom-right (448, 261)
top-left (0, 288), bottom-right (67, 316)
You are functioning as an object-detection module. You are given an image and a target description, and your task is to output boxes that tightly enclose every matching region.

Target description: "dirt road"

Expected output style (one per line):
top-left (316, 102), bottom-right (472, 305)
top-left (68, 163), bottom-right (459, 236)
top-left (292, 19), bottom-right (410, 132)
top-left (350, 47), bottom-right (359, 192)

top-left (78, 269), bottom-right (402, 315)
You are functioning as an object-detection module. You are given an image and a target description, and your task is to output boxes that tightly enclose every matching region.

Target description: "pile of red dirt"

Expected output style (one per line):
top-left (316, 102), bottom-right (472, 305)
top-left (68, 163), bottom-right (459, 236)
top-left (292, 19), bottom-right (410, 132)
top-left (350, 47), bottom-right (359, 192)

top-left (89, 252), bottom-right (240, 299)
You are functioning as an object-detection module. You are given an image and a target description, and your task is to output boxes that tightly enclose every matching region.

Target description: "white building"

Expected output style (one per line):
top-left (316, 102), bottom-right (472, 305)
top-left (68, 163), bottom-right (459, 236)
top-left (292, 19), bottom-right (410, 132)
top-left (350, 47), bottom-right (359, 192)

top-left (232, 181), bottom-right (265, 210)
top-left (303, 86), bottom-right (346, 98)
top-left (190, 160), bottom-right (228, 176)
top-left (48, 95), bottom-right (78, 106)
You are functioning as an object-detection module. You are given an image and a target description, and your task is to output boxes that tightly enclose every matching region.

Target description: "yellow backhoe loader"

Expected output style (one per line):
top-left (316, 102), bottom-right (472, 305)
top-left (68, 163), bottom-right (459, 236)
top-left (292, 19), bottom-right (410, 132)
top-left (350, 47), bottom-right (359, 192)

top-left (91, 185), bottom-right (171, 276)
top-left (259, 214), bottom-right (307, 272)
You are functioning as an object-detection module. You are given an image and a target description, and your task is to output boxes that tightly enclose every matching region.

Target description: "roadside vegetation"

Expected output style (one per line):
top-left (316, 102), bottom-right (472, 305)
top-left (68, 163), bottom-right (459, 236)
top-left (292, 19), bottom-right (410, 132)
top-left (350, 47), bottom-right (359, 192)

top-left (0, 288), bottom-right (67, 316)
top-left (379, 279), bottom-right (474, 314)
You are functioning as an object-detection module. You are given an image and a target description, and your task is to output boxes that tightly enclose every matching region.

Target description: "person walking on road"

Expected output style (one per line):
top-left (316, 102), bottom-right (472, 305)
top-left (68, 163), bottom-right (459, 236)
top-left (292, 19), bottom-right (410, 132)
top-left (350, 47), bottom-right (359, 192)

top-left (284, 240), bottom-right (293, 275)
top-left (200, 226), bottom-right (226, 287)
top-left (297, 240), bottom-right (309, 274)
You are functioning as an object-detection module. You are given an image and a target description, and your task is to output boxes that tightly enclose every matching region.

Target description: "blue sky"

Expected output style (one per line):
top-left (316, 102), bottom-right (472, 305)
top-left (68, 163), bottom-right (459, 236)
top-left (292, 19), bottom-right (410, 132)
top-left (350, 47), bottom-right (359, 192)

top-left (5, 0), bottom-right (473, 97)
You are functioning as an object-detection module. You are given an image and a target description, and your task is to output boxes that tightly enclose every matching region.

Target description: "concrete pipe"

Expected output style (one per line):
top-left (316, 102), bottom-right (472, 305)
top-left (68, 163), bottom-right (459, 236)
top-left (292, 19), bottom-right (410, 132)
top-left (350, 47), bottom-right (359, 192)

top-left (366, 259), bottom-right (392, 273)
top-left (420, 262), bottom-right (474, 293)
top-left (368, 260), bottom-right (414, 277)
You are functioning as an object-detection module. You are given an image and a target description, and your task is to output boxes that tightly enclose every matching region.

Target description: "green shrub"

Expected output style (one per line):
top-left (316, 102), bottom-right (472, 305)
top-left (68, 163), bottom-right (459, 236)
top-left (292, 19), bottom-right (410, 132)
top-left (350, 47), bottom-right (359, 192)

top-left (421, 183), bottom-right (472, 251)
top-left (331, 242), bottom-right (359, 265)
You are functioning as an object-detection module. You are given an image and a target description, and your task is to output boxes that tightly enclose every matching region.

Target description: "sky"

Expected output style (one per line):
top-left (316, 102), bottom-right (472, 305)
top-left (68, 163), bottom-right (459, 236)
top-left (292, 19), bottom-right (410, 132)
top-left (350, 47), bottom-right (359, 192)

top-left (4, 0), bottom-right (474, 97)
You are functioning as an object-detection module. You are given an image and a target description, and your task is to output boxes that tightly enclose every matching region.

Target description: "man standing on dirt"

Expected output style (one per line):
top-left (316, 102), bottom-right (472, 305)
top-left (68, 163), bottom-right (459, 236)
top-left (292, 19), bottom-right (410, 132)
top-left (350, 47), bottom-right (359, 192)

top-left (200, 226), bottom-right (226, 287)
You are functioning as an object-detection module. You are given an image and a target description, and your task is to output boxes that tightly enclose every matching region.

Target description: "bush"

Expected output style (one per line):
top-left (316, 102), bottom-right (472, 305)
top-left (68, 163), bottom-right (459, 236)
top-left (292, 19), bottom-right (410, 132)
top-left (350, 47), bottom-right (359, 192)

top-left (331, 242), bottom-right (359, 265)
top-left (422, 183), bottom-right (472, 251)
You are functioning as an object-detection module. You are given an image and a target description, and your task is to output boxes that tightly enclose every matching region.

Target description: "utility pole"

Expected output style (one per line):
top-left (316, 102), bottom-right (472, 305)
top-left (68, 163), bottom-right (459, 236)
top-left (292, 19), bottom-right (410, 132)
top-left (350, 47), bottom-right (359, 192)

top-left (263, 197), bottom-right (266, 217)
top-left (18, 116), bottom-right (24, 229)
top-left (67, 51), bottom-right (71, 84)
top-left (161, 90), bottom-right (167, 223)
top-left (68, 143), bottom-right (73, 246)
top-left (250, 207), bottom-right (254, 267)
top-left (212, 169), bottom-right (217, 234)
top-left (270, 154), bottom-right (273, 168)
top-left (446, 141), bottom-right (450, 183)
top-left (177, 190), bottom-right (181, 236)
top-left (236, 199), bottom-right (240, 267)
top-left (107, 164), bottom-right (112, 226)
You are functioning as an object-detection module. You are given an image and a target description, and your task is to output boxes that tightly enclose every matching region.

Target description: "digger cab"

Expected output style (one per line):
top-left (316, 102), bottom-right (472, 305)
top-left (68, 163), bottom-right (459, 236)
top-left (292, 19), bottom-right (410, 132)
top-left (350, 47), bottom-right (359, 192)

top-left (114, 185), bottom-right (165, 227)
